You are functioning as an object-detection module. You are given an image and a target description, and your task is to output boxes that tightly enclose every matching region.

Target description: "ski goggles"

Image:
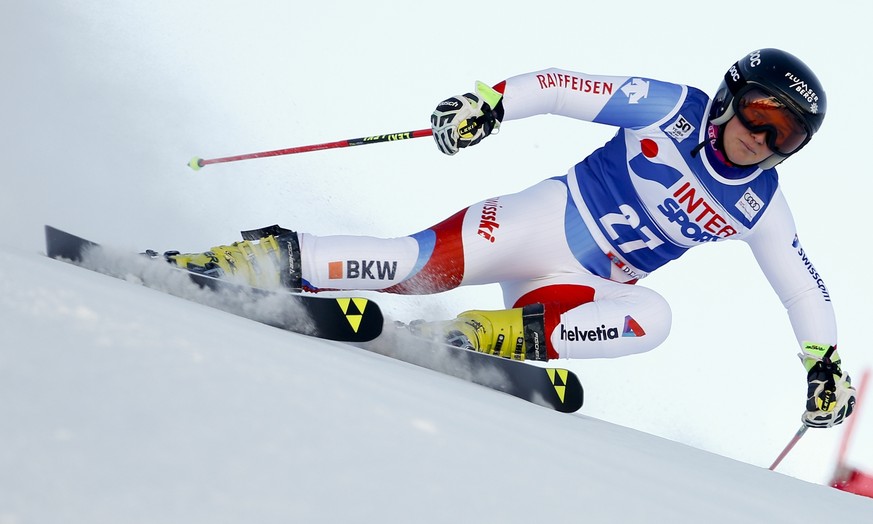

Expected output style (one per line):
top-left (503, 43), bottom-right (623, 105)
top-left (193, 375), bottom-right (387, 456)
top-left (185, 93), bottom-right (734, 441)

top-left (734, 86), bottom-right (811, 155)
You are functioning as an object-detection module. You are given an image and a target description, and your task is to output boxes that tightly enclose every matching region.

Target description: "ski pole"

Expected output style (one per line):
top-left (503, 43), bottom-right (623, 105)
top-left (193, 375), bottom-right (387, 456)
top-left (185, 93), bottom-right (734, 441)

top-left (769, 424), bottom-right (808, 471)
top-left (188, 128), bottom-right (433, 170)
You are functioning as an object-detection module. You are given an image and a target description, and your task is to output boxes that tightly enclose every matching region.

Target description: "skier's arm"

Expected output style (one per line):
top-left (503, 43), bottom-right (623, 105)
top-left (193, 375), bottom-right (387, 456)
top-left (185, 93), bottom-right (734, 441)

top-left (745, 189), bottom-right (835, 347)
top-left (745, 189), bottom-right (855, 427)
top-left (430, 68), bottom-right (687, 155)
top-left (497, 68), bottom-right (685, 129)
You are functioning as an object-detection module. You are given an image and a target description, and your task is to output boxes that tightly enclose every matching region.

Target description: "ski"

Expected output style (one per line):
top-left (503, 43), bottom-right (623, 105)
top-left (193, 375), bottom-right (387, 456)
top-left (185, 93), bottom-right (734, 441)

top-left (374, 328), bottom-right (584, 413)
top-left (45, 225), bottom-right (583, 412)
top-left (44, 225), bottom-right (383, 342)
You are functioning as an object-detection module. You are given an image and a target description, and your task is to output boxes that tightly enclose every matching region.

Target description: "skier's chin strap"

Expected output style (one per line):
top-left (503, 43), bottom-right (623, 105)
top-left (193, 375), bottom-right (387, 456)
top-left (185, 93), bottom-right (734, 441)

top-left (690, 123), bottom-right (735, 167)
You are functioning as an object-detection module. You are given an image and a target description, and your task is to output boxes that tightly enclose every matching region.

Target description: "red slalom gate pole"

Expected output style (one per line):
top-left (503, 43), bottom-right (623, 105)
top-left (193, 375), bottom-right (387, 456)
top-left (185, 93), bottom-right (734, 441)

top-left (188, 128), bottom-right (433, 170)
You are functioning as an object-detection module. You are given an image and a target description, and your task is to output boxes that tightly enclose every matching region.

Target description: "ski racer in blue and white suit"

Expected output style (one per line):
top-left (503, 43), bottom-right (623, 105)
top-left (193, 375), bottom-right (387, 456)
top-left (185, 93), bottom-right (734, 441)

top-left (309, 51), bottom-right (854, 427)
top-left (426, 50), bottom-right (853, 427)
top-left (173, 49), bottom-right (855, 427)
top-left (410, 66), bottom-right (835, 363)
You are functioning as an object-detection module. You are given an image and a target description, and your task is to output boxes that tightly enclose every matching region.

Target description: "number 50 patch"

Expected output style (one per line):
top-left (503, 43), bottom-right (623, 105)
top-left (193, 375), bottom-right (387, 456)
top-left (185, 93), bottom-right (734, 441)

top-left (665, 114), bottom-right (696, 143)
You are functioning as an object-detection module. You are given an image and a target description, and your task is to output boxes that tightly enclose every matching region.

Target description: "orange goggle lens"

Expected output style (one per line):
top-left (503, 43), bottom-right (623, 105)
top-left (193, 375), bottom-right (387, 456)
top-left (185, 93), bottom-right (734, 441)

top-left (735, 87), bottom-right (810, 155)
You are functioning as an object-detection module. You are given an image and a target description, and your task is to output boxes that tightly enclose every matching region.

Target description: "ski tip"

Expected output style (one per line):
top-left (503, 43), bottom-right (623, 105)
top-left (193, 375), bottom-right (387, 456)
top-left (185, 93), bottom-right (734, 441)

top-left (45, 225), bottom-right (96, 262)
top-left (547, 367), bottom-right (584, 413)
top-left (187, 156), bottom-right (204, 171)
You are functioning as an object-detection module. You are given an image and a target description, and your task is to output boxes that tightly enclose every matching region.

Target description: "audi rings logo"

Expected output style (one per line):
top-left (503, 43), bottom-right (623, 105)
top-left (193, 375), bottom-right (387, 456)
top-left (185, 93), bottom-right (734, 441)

top-left (735, 187), bottom-right (765, 221)
top-left (743, 191), bottom-right (762, 211)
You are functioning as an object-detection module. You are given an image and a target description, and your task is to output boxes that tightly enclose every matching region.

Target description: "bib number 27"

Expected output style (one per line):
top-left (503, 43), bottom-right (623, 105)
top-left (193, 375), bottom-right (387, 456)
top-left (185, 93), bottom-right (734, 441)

top-left (599, 204), bottom-right (664, 254)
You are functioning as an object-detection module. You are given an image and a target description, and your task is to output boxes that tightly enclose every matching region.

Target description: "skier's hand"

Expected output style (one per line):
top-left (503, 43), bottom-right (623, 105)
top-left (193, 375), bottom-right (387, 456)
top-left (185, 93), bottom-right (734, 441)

top-left (431, 81), bottom-right (504, 155)
top-left (799, 343), bottom-right (856, 428)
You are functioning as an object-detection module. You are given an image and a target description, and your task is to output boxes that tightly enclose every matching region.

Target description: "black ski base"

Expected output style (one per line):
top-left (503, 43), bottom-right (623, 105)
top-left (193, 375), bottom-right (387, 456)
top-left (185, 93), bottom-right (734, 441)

top-left (383, 329), bottom-right (584, 413)
top-left (44, 225), bottom-right (383, 342)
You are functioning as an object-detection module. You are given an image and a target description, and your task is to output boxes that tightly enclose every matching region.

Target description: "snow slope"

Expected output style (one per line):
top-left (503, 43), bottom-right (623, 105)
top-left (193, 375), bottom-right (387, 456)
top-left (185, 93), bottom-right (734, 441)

top-left (1, 244), bottom-right (872, 523)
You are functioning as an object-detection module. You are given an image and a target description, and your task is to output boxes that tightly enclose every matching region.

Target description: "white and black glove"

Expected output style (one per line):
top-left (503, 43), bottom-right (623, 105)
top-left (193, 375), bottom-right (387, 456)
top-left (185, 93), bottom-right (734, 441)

top-left (799, 343), bottom-right (856, 428)
top-left (431, 81), bottom-right (504, 155)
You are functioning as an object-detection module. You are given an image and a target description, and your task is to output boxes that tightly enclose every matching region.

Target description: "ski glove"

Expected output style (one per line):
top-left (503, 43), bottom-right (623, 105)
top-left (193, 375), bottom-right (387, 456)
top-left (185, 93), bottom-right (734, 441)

top-left (799, 343), bottom-right (856, 428)
top-left (431, 81), bottom-right (504, 155)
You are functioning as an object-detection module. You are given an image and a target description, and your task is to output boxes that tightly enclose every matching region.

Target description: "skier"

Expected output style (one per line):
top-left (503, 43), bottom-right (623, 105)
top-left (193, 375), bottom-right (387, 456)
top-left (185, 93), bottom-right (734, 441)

top-left (169, 48), bottom-right (855, 428)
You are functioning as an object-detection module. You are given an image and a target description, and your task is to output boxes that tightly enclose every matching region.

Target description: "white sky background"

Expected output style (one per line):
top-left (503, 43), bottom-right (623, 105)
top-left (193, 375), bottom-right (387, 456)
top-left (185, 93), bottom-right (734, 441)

top-left (2, 0), bottom-right (871, 485)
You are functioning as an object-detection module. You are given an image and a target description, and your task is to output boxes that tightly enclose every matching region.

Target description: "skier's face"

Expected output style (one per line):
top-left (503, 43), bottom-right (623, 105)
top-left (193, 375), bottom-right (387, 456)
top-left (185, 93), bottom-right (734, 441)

top-left (722, 115), bottom-right (774, 166)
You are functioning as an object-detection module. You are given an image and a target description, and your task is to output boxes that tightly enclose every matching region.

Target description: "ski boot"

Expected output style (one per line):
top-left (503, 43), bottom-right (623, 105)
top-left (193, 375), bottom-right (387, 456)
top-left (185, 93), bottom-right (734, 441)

top-left (410, 303), bottom-right (548, 361)
top-left (163, 225), bottom-right (302, 290)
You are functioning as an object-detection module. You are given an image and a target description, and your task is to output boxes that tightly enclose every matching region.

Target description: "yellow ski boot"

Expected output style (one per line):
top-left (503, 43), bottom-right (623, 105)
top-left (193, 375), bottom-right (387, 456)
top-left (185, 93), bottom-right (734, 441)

top-left (411, 303), bottom-right (547, 361)
top-left (164, 224), bottom-right (301, 290)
